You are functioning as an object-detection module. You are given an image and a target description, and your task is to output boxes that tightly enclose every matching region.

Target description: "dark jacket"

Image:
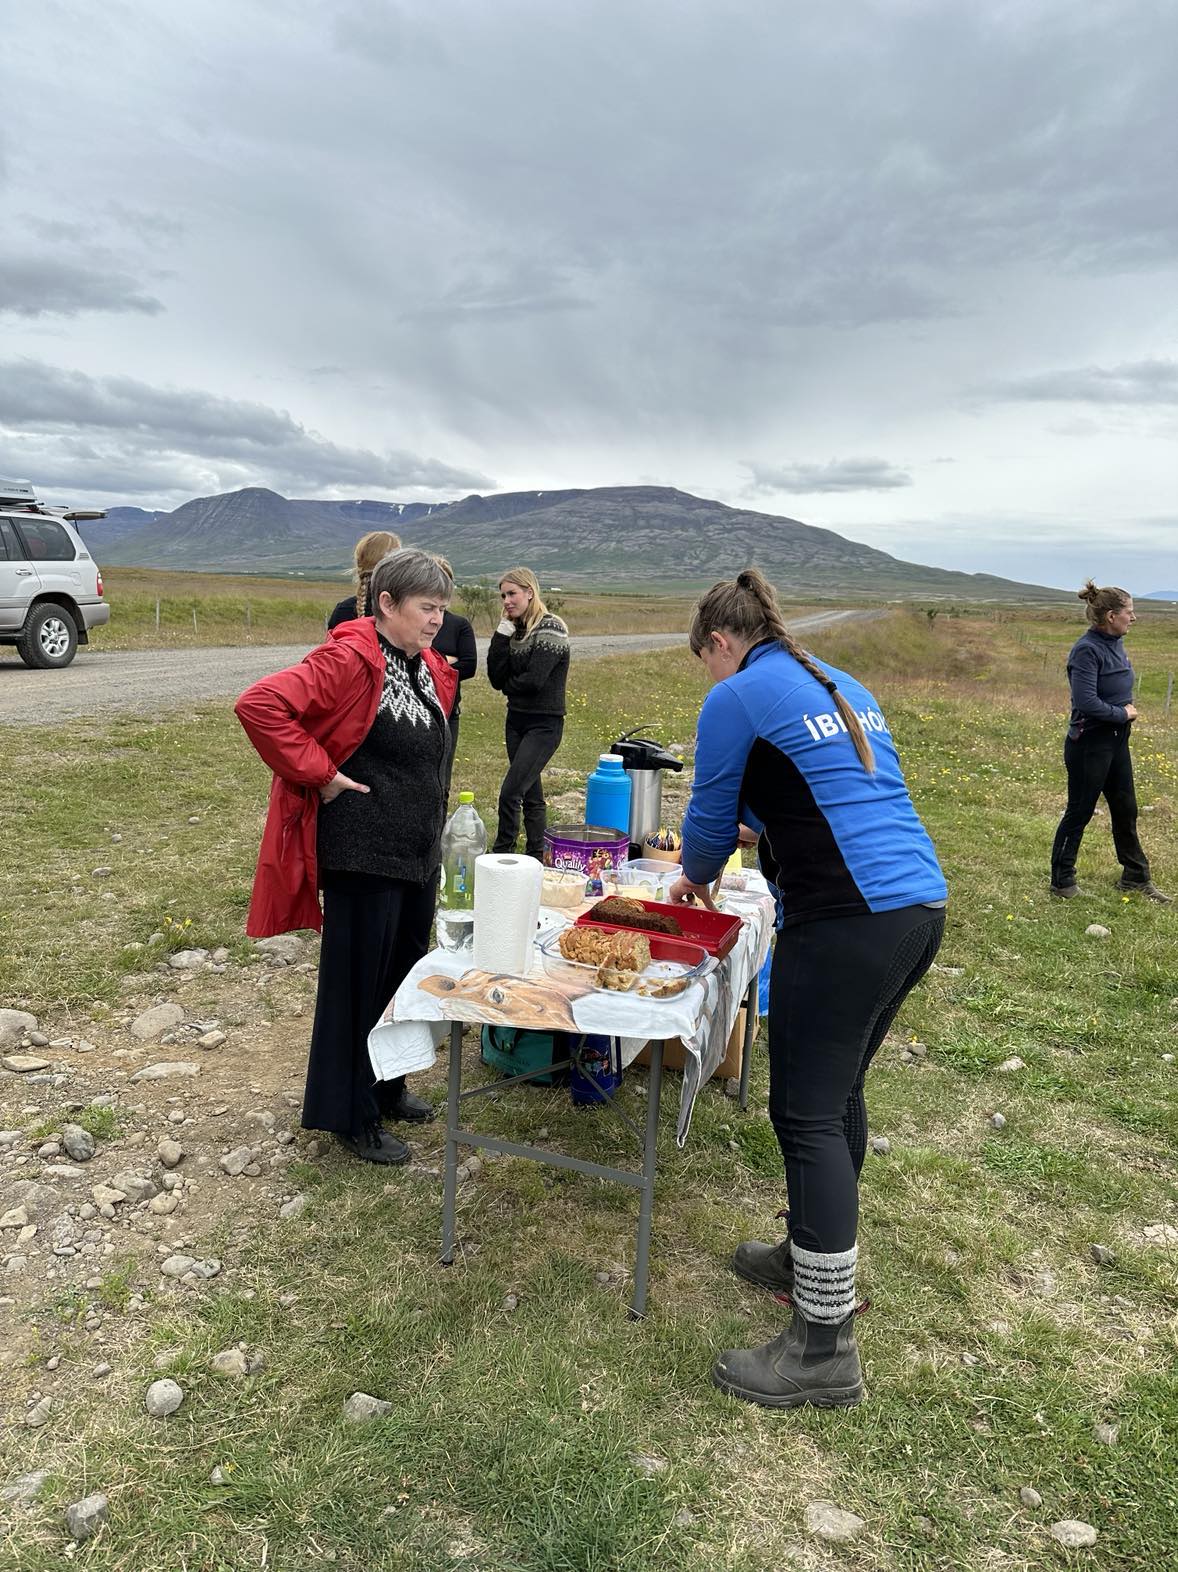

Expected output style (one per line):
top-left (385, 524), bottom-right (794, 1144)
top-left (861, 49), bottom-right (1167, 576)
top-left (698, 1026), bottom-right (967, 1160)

top-left (430, 609), bottom-right (478, 715)
top-left (327, 594), bottom-right (360, 631)
top-left (487, 612), bottom-right (569, 717)
top-left (1066, 627), bottom-right (1134, 736)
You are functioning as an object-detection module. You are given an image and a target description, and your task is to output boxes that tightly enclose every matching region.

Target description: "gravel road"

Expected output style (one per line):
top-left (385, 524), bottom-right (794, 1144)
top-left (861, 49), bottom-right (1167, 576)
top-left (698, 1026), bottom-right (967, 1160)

top-left (0, 610), bottom-right (872, 727)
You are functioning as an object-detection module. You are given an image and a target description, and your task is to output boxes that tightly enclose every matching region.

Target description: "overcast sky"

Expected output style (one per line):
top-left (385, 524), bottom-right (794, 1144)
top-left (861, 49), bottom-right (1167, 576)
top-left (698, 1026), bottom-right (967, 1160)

top-left (3, 0), bottom-right (1175, 591)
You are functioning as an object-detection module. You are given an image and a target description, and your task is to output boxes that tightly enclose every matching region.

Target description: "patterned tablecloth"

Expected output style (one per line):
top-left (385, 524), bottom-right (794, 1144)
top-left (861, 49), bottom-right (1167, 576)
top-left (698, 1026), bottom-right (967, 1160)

top-left (368, 876), bottom-right (775, 1144)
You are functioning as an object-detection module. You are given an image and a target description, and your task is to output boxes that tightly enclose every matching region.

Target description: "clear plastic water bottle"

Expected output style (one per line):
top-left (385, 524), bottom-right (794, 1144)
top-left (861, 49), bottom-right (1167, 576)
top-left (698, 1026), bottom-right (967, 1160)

top-left (437, 791), bottom-right (486, 951)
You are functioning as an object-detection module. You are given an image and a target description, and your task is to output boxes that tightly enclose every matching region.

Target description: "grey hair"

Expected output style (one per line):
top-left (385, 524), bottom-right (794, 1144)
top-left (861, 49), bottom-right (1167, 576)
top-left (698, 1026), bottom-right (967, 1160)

top-left (369, 547), bottom-right (452, 612)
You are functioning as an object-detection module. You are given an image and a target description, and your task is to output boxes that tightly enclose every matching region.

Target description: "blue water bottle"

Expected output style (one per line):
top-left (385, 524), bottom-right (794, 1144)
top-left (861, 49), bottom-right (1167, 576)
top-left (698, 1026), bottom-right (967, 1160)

top-left (585, 753), bottom-right (632, 836)
top-left (569, 1034), bottom-right (622, 1106)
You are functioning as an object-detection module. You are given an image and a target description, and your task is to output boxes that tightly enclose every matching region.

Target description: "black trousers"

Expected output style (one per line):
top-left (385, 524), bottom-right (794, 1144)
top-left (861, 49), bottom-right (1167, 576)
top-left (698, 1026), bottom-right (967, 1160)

top-left (767, 904), bottom-right (944, 1256)
top-left (303, 870), bottom-right (437, 1137)
top-left (493, 712), bottom-right (564, 860)
top-left (1050, 725), bottom-right (1149, 890)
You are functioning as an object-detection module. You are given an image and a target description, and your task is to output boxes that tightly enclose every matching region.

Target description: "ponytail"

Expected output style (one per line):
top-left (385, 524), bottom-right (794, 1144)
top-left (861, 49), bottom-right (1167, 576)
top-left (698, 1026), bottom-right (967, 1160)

top-left (690, 566), bottom-right (876, 772)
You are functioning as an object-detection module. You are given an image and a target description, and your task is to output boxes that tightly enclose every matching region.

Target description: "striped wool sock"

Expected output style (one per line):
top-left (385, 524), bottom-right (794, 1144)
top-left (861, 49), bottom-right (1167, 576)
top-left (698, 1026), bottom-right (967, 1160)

top-left (790, 1241), bottom-right (858, 1323)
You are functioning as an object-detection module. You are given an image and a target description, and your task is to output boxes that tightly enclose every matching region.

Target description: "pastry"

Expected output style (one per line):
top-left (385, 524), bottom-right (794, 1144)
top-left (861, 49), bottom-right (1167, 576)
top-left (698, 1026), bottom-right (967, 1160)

top-left (558, 927), bottom-right (652, 972)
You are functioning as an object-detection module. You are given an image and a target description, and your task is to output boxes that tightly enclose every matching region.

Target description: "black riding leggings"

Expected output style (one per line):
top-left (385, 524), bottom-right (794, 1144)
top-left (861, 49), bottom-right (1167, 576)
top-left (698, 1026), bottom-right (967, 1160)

top-left (767, 904), bottom-right (945, 1256)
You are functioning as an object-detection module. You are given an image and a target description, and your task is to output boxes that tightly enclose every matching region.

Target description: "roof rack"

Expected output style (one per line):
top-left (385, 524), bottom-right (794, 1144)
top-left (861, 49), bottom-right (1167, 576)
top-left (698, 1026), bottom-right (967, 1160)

top-left (0, 479), bottom-right (106, 522)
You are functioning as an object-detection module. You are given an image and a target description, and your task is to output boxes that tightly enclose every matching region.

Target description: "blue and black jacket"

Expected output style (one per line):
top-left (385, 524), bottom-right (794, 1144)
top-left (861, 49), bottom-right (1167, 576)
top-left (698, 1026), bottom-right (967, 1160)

top-left (1065, 628), bottom-right (1134, 738)
top-left (681, 640), bottom-right (946, 928)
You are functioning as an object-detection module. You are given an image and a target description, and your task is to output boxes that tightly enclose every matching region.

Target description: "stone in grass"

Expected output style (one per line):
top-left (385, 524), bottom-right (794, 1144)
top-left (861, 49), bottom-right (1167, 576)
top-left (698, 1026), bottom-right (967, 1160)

top-left (343, 1391), bottom-right (393, 1423)
top-left (65, 1492), bottom-right (109, 1542)
top-left (219, 1147), bottom-right (255, 1177)
top-left (279, 1194), bottom-right (308, 1220)
top-left (0, 1009), bottom-right (39, 1050)
top-left (804, 1500), bottom-right (866, 1543)
top-left (145, 1378), bottom-right (184, 1417)
top-left (998, 1057), bottom-right (1025, 1073)
top-left (869, 1136), bottom-right (891, 1156)
top-left (157, 1137), bottom-right (184, 1169)
top-left (1019, 1486), bottom-right (1043, 1510)
top-left (632, 1454), bottom-right (669, 1477)
top-left (62, 1124), bottom-right (96, 1162)
top-left (1090, 1243), bottom-right (1116, 1267)
top-left (168, 949), bottom-right (210, 970)
top-left (1050, 1520), bottom-right (1098, 1549)
top-left (1094, 1422), bottom-right (1118, 1446)
top-left (25, 1396), bottom-right (54, 1428)
top-left (1, 1469), bottom-right (49, 1505)
top-left (211, 1347), bottom-right (253, 1379)
top-left (1085, 924), bottom-right (1111, 939)
top-left (989, 1112), bottom-right (1007, 1130)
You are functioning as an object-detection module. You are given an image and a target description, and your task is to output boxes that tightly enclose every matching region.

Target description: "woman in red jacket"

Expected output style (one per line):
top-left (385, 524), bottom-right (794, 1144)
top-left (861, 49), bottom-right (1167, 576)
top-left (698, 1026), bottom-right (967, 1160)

top-left (236, 549), bottom-right (457, 1165)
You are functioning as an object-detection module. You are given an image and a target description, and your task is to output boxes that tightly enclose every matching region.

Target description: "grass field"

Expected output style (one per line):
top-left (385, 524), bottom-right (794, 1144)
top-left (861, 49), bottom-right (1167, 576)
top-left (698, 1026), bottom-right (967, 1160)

top-left (2, 608), bottom-right (1176, 1570)
top-left (84, 568), bottom-right (705, 649)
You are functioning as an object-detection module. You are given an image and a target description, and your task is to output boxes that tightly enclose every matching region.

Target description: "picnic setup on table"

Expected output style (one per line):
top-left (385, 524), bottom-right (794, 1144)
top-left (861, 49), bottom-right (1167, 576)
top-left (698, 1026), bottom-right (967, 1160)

top-left (367, 733), bottom-right (775, 1317)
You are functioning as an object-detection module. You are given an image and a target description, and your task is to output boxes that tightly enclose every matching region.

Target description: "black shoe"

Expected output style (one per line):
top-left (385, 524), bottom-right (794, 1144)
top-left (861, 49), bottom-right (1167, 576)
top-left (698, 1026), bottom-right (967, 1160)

top-left (731, 1211), bottom-right (794, 1293)
top-left (1116, 878), bottom-right (1172, 904)
top-left (1050, 883), bottom-right (1080, 899)
top-left (337, 1123), bottom-right (410, 1165)
top-left (713, 1306), bottom-right (864, 1410)
top-left (384, 1089), bottom-right (436, 1124)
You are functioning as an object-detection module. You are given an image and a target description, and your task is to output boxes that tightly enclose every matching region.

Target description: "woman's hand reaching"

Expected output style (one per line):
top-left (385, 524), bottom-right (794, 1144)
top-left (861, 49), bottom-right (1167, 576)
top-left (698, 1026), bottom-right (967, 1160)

top-left (668, 873), bottom-right (718, 911)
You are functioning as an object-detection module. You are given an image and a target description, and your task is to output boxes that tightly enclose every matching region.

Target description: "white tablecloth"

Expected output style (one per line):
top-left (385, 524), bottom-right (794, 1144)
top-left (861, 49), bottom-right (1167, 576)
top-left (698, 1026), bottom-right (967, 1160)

top-left (368, 877), bottom-right (775, 1144)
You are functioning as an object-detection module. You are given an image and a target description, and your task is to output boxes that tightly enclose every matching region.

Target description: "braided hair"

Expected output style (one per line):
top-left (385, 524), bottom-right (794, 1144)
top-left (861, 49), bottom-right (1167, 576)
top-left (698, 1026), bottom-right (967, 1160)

top-left (689, 567), bottom-right (876, 772)
top-left (352, 529), bottom-right (402, 617)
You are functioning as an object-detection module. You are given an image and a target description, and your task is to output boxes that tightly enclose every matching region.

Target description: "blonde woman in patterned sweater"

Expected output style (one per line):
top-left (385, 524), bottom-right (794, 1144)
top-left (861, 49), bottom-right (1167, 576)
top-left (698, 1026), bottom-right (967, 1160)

top-left (486, 566), bottom-right (570, 860)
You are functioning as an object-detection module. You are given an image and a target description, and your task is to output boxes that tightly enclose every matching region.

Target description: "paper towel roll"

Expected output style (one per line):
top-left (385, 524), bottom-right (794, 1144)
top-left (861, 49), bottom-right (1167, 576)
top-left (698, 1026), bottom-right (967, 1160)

top-left (472, 853), bottom-right (543, 975)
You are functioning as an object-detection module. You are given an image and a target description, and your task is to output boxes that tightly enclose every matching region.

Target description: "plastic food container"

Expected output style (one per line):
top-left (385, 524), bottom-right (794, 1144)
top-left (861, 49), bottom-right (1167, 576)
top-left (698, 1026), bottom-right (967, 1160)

top-left (540, 868), bottom-right (589, 909)
top-left (537, 928), bottom-right (710, 998)
top-left (599, 859), bottom-right (682, 902)
top-left (576, 898), bottom-right (743, 959)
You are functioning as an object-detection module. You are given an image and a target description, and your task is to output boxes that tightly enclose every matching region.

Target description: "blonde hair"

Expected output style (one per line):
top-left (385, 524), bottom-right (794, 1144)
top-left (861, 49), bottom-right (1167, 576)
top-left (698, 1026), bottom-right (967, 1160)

top-left (434, 555), bottom-right (454, 581)
top-left (1078, 579), bottom-right (1131, 628)
top-left (689, 567), bottom-right (876, 772)
top-left (353, 530), bottom-right (402, 616)
top-left (499, 566), bottom-right (549, 637)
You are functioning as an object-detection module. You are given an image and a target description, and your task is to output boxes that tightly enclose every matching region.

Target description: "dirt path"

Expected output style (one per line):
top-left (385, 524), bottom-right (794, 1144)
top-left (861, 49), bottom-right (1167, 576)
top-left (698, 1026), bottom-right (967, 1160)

top-left (0, 612), bottom-right (874, 726)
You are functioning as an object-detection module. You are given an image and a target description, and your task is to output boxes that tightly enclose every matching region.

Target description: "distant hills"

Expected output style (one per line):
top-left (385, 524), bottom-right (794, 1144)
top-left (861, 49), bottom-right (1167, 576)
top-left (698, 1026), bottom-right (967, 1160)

top-left (1142, 591), bottom-right (1178, 602)
top-left (91, 484), bottom-right (1067, 600)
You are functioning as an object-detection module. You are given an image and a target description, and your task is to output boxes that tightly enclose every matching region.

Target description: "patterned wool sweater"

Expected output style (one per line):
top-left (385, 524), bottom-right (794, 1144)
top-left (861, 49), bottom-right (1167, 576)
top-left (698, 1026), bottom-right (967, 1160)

top-left (486, 612), bottom-right (570, 717)
top-left (317, 635), bottom-right (449, 882)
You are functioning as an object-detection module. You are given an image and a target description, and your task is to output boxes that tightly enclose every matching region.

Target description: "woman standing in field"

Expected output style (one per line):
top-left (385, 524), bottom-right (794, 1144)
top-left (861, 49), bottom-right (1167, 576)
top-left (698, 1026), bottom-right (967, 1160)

top-left (670, 568), bottom-right (947, 1410)
top-left (486, 567), bottom-right (569, 860)
top-left (237, 549), bottom-right (457, 1166)
top-left (327, 529), bottom-right (402, 631)
top-left (1049, 581), bottom-right (1169, 901)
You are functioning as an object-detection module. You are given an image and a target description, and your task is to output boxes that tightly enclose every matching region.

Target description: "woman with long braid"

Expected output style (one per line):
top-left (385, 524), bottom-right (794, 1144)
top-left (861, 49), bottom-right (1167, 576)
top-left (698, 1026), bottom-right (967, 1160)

top-left (327, 530), bottom-right (402, 631)
top-left (670, 569), bottom-right (947, 1409)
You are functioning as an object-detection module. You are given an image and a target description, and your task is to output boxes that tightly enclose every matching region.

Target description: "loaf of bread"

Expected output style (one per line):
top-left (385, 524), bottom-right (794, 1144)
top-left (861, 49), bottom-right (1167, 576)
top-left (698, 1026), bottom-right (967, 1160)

top-left (558, 926), bottom-right (652, 972)
top-left (586, 896), bottom-right (683, 937)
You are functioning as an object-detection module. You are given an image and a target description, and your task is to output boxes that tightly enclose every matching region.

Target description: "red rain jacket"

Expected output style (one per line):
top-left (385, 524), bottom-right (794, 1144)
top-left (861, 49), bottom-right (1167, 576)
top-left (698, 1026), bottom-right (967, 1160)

top-left (235, 618), bottom-right (457, 937)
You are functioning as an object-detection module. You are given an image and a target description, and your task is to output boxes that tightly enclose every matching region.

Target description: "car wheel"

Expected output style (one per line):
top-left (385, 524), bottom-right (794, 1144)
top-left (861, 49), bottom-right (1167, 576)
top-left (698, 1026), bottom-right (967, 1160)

top-left (17, 603), bottom-right (79, 669)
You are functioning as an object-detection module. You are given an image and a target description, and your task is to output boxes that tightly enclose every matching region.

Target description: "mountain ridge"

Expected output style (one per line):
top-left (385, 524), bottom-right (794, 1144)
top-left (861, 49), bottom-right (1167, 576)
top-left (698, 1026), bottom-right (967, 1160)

top-left (93, 483), bottom-right (1067, 600)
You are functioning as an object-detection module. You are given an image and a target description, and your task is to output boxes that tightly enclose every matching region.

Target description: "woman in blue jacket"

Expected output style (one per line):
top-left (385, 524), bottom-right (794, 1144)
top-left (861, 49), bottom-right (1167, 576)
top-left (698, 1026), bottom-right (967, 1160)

top-left (1049, 581), bottom-right (1168, 901)
top-left (670, 569), bottom-right (947, 1410)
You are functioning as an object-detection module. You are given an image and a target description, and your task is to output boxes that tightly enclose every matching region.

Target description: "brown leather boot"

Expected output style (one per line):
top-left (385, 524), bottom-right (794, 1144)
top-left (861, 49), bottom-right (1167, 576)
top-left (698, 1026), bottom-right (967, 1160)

top-left (712, 1306), bottom-right (864, 1409)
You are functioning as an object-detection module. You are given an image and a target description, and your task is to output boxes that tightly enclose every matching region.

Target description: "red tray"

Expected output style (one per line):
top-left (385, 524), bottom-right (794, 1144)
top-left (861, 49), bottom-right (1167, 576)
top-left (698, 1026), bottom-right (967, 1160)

top-left (576, 898), bottom-right (742, 959)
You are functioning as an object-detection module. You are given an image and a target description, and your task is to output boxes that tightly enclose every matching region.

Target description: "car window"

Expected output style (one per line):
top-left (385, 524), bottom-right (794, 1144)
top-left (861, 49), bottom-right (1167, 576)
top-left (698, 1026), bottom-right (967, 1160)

top-left (0, 518), bottom-right (25, 561)
top-left (14, 518), bottom-right (76, 561)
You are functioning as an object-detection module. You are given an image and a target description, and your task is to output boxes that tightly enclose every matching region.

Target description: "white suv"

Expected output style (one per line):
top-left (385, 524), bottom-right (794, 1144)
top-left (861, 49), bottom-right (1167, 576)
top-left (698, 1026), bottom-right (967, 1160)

top-left (0, 482), bottom-right (110, 668)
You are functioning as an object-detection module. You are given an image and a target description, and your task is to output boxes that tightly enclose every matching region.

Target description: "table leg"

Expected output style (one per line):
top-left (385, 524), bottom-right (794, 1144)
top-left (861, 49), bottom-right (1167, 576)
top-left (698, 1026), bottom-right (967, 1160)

top-left (630, 1038), bottom-right (663, 1320)
top-left (440, 1020), bottom-right (463, 1266)
top-left (738, 977), bottom-right (756, 1113)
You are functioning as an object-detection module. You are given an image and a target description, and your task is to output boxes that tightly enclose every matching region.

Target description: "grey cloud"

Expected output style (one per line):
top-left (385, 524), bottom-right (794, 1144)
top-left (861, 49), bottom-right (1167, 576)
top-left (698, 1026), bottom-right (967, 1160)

top-left (0, 360), bottom-right (493, 496)
top-left (0, 255), bottom-right (164, 318)
top-left (745, 458), bottom-right (913, 495)
top-left (988, 359), bottom-right (1178, 406)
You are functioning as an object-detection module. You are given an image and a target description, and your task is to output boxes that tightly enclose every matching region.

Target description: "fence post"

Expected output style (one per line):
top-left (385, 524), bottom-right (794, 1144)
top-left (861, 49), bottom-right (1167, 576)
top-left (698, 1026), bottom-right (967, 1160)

top-left (192, 606), bottom-right (198, 636)
top-left (245, 602), bottom-right (252, 635)
top-left (1166, 671), bottom-right (1174, 716)
top-left (155, 599), bottom-right (160, 632)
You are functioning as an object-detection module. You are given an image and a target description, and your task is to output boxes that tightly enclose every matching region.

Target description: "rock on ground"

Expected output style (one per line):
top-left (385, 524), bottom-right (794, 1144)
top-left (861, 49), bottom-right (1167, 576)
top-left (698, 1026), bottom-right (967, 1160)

top-left (130, 1060), bottom-right (200, 1082)
top-left (1050, 1520), bottom-right (1098, 1549)
top-left (144, 1378), bottom-right (184, 1417)
top-left (0, 1009), bottom-right (38, 1050)
top-left (129, 1003), bottom-right (185, 1041)
top-left (343, 1391), bottom-right (393, 1423)
top-left (804, 1500), bottom-right (866, 1543)
top-left (65, 1492), bottom-right (109, 1542)
top-left (62, 1123), bottom-right (97, 1162)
